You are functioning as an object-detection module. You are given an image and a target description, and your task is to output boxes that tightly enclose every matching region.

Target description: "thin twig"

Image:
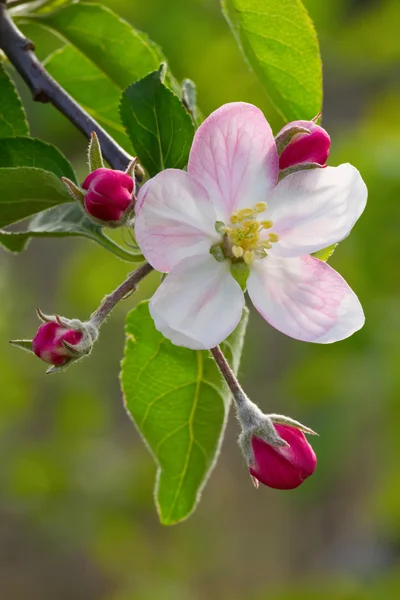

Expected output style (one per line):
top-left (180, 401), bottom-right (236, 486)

top-left (0, 1), bottom-right (131, 171)
top-left (91, 262), bottom-right (153, 328)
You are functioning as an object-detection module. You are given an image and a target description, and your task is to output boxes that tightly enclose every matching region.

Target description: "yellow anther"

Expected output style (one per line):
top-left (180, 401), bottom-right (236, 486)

top-left (243, 250), bottom-right (255, 265)
top-left (237, 208), bottom-right (254, 220)
top-left (232, 246), bottom-right (244, 258)
top-left (247, 222), bottom-right (260, 233)
top-left (260, 220), bottom-right (273, 229)
top-left (221, 226), bottom-right (234, 234)
top-left (254, 202), bottom-right (267, 213)
top-left (260, 241), bottom-right (272, 249)
top-left (268, 232), bottom-right (279, 243)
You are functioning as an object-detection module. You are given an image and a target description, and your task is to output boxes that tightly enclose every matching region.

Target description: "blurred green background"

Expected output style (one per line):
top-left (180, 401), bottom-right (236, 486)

top-left (1, 0), bottom-right (400, 598)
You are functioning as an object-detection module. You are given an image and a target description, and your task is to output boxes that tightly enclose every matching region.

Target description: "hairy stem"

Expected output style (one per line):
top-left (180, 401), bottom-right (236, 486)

top-left (0, 1), bottom-right (131, 170)
top-left (210, 345), bottom-right (248, 408)
top-left (91, 262), bottom-right (153, 328)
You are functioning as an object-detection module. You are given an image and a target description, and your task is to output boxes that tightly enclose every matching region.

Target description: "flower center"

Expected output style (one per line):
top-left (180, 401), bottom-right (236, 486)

top-left (219, 202), bottom-right (279, 265)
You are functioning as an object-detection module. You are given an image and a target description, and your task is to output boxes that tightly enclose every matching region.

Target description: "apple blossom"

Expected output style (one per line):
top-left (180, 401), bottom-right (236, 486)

top-left (135, 102), bottom-right (367, 350)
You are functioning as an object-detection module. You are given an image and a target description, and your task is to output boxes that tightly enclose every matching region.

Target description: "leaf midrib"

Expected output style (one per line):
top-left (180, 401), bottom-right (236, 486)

top-left (165, 351), bottom-right (203, 522)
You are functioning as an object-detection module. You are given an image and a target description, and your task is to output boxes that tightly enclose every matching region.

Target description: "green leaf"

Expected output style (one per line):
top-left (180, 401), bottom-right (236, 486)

top-left (33, 2), bottom-right (166, 89)
top-left (0, 136), bottom-right (77, 181)
top-left (312, 244), bottom-right (338, 262)
top-left (0, 167), bottom-right (72, 228)
top-left (0, 203), bottom-right (144, 262)
top-left (121, 302), bottom-right (248, 525)
top-left (221, 0), bottom-right (322, 121)
top-left (44, 46), bottom-right (132, 152)
top-left (0, 62), bottom-right (29, 137)
top-left (33, 0), bottom-right (73, 14)
top-left (120, 69), bottom-right (195, 177)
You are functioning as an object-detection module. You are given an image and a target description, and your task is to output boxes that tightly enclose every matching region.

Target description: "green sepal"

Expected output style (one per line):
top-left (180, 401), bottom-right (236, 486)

top-left (278, 162), bottom-right (322, 182)
top-left (181, 78), bottom-right (197, 121)
top-left (275, 125), bottom-right (310, 155)
top-left (230, 260), bottom-right (250, 291)
top-left (61, 177), bottom-right (85, 205)
top-left (88, 131), bottom-right (104, 172)
top-left (125, 157), bottom-right (137, 179)
top-left (9, 339), bottom-right (34, 353)
top-left (312, 243), bottom-right (338, 262)
top-left (215, 221), bottom-right (225, 235)
top-left (210, 243), bottom-right (225, 263)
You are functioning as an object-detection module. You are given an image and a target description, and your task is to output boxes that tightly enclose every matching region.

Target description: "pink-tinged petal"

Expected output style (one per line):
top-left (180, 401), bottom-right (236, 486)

top-left (247, 255), bottom-right (364, 343)
top-left (250, 424), bottom-right (317, 490)
top-left (266, 164), bottom-right (367, 258)
top-left (150, 312), bottom-right (205, 350)
top-left (135, 169), bottom-right (219, 273)
top-left (150, 254), bottom-right (245, 350)
top-left (188, 102), bottom-right (278, 220)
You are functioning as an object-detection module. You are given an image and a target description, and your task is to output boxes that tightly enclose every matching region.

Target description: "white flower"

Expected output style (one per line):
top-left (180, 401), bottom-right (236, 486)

top-left (135, 102), bottom-right (367, 350)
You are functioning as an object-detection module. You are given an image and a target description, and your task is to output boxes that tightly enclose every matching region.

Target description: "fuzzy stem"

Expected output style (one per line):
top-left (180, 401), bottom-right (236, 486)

top-left (91, 262), bottom-right (153, 328)
top-left (210, 345), bottom-right (275, 438)
top-left (210, 345), bottom-right (249, 409)
top-left (0, 1), bottom-right (131, 171)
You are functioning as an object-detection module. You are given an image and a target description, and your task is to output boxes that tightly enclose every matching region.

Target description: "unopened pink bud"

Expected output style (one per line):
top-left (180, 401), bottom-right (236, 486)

top-left (250, 424), bottom-right (317, 490)
top-left (278, 120), bottom-right (330, 170)
top-left (32, 322), bottom-right (83, 366)
top-left (82, 168), bottom-right (134, 224)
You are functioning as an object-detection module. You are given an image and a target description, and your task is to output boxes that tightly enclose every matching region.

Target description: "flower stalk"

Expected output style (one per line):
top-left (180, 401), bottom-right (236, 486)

top-left (90, 262), bottom-right (154, 328)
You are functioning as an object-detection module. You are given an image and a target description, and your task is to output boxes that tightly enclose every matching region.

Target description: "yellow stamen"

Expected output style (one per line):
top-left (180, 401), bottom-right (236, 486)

top-left (232, 245), bottom-right (244, 258)
top-left (243, 250), bottom-right (255, 265)
top-left (260, 220), bottom-right (273, 229)
top-left (237, 208), bottom-right (254, 220)
top-left (254, 202), bottom-right (267, 213)
top-left (260, 241), bottom-right (272, 249)
top-left (214, 203), bottom-right (278, 265)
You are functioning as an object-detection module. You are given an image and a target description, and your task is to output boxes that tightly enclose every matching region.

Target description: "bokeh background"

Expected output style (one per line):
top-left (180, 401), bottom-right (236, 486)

top-left (1, 0), bottom-right (400, 598)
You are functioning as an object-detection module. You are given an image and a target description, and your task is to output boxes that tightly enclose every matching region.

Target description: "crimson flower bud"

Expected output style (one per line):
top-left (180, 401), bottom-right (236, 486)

top-left (81, 168), bottom-right (135, 226)
top-left (235, 389), bottom-right (317, 490)
top-left (32, 322), bottom-right (83, 366)
top-left (250, 424), bottom-right (317, 490)
top-left (11, 311), bottom-right (99, 374)
top-left (277, 119), bottom-right (330, 170)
